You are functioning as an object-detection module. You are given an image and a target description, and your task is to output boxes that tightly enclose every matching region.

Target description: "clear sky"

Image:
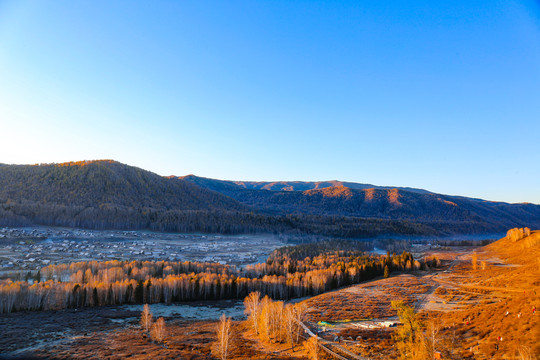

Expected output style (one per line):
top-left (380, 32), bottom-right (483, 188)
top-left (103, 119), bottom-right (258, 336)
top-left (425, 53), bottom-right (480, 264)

top-left (0, 1), bottom-right (539, 204)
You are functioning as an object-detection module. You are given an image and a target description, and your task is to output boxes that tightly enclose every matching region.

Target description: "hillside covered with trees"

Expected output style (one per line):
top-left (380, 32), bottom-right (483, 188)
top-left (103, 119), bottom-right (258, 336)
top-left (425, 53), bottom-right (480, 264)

top-left (182, 175), bottom-right (540, 232)
top-left (1, 160), bottom-right (539, 236)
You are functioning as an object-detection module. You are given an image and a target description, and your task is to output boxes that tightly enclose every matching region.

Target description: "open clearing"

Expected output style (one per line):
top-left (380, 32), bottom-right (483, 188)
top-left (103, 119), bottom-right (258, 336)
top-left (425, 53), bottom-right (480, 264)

top-left (0, 300), bottom-right (246, 359)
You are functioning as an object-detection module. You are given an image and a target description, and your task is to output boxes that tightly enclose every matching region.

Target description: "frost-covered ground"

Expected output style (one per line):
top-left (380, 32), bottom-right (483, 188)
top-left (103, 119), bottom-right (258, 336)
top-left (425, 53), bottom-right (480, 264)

top-left (124, 300), bottom-right (246, 321)
top-left (0, 300), bottom-right (245, 357)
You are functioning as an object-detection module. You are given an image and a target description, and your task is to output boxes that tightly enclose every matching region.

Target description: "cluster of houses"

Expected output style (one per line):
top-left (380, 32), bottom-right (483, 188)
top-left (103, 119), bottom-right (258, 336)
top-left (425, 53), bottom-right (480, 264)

top-left (0, 227), bottom-right (284, 272)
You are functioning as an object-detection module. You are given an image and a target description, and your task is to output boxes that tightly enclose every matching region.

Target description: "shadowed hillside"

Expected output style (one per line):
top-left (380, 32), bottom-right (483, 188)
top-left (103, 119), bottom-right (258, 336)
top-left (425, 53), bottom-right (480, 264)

top-left (0, 161), bottom-right (263, 232)
top-left (0, 161), bottom-right (245, 210)
top-left (0, 161), bottom-right (432, 236)
top-left (1, 161), bottom-right (539, 236)
top-left (181, 175), bottom-right (540, 232)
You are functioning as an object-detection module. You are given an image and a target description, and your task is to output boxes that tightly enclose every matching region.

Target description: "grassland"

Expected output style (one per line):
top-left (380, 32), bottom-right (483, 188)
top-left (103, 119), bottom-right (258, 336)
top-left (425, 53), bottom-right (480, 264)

top-left (301, 230), bottom-right (539, 359)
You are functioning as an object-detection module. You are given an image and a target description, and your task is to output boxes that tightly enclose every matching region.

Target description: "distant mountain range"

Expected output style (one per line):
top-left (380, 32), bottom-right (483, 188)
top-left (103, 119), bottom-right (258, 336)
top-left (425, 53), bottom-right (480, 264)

top-left (180, 175), bottom-right (540, 231)
top-left (0, 160), bottom-right (539, 237)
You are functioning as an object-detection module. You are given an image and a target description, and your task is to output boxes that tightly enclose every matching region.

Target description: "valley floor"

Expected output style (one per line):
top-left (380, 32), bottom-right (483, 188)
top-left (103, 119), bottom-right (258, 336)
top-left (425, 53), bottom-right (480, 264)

top-left (1, 234), bottom-right (538, 359)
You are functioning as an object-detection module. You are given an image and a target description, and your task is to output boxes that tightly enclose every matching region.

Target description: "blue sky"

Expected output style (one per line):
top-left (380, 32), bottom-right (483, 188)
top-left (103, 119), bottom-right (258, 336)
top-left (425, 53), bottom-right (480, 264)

top-left (0, 1), bottom-right (539, 203)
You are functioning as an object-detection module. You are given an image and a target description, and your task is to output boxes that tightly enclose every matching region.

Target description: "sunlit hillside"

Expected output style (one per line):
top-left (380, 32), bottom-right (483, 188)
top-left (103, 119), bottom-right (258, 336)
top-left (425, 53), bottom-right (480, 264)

top-left (426, 229), bottom-right (540, 359)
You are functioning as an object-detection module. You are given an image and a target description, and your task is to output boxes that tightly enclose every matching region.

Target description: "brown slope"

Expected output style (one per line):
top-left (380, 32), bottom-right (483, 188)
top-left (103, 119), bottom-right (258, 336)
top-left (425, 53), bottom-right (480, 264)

top-left (484, 228), bottom-right (540, 263)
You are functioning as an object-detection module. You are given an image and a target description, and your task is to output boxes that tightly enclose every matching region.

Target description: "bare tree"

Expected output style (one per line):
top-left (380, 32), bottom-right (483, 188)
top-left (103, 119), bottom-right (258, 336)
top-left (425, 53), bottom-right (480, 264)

top-left (293, 303), bottom-right (309, 345)
top-left (151, 317), bottom-right (166, 343)
top-left (140, 303), bottom-right (153, 335)
top-left (215, 313), bottom-right (232, 360)
top-left (257, 296), bottom-right (271, 341)
top-left (244, 291), bottom-right (261, 335)
top-left (284, 302), bottom-right (308, 351)
top-left (515, 345), bottom-right (535, 360)
top-left (284, 304), bottom-right (297, 350)
top-left (424, 316), bottom-right (442, 359)
top-left (269, 300), bottom-right (284, 342)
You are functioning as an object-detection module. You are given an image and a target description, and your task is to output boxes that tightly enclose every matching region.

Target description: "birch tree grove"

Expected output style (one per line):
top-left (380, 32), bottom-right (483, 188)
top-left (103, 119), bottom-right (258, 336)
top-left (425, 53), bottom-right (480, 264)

top-left (0, 250), bottom-right (420, 313)
top-left (243, 292), bottom-right (308, 350)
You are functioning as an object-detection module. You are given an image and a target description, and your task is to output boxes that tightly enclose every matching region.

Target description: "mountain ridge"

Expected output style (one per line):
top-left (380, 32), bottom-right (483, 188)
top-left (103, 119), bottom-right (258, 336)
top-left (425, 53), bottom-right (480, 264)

top-left (0, 160), bottom-right (539, 236)
top-left (179, 175), bottom-right (434, 196)
top-left (180, 174), bottom-right (540, 231)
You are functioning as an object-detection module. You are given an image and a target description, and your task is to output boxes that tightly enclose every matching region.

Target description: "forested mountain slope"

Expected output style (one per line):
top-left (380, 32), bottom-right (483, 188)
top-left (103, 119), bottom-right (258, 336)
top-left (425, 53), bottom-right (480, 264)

top-left (181, 175), bottom-right (540, 232)
top-left (0, 161), bottom-right (244, 210)
top-left (234, 179), bottom-right (433, 194)
top-left (180, 175), bottom-right (432, 194)
top-left (0, 161), bottom-right (259, 232)
top-left (1, 161), bottom-right (538, 236)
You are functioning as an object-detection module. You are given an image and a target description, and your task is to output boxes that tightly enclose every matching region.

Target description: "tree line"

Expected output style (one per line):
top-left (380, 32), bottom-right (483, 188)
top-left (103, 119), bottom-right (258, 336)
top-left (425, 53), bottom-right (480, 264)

top-left (0, 198), bottom-right (449, 238)
top-left (0, 249), bottom-right (421, 313)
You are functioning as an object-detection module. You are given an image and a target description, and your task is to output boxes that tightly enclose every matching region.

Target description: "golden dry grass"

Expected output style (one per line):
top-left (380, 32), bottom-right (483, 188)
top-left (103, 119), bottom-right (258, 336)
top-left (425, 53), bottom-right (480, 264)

top-left (33, 320), bottom-right (309, 360)
top-left (432, 232), bottom-right (540, 359)
top-left (300, 231), bottom-right (540, 359)
top-left (303, 274), bottom-right (432, 323)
